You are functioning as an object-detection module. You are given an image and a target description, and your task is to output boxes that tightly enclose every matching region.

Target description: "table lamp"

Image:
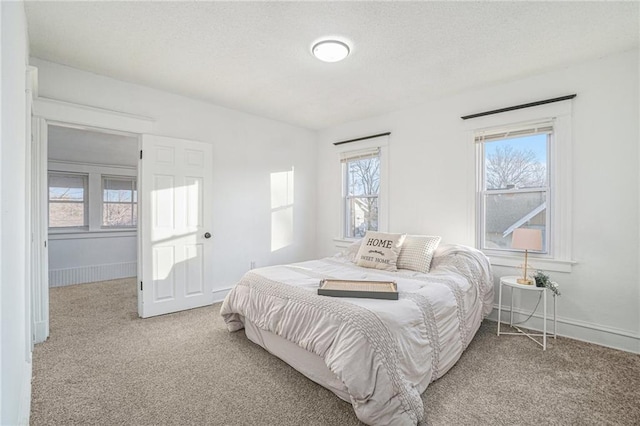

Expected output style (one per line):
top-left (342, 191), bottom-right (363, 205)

top-left (511, 228), bottom-right (542, 284)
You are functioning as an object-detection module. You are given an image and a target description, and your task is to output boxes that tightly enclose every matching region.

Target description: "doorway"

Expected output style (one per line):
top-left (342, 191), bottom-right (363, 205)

top-left (31, 99), bottom-right (215, 344)
top-left (30, 99), bottom-right (155, 344)
top-left (47, 124), bottom-right (139, 289)
top-left (31, 120), bottom-right (141, 342)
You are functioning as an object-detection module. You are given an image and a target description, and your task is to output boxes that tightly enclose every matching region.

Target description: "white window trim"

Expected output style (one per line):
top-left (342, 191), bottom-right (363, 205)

top-left (333, 237), bottom-right (357, 249)
top-left (466, 101), bottom-right (575, 272)
top-left (342, 149), bottom-right (380, 239)
top-left (48, 229), bottom-right (136, 240)
top-left (336, 135), bottom-right (389, 241)
top-left (476, 123), bottom-right (551, 254)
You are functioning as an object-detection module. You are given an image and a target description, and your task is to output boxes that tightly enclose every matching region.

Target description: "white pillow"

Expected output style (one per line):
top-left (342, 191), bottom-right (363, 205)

top-left (355, 231), bottom-right (406, 271)
top-left (337, 239), bottom-right (362, 263)
top-left (397, 235), bottom-right (442, 273)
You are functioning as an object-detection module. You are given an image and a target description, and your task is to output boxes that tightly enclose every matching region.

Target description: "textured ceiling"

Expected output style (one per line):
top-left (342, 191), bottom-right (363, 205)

top-left (26, 1), bottom-right (639, 130)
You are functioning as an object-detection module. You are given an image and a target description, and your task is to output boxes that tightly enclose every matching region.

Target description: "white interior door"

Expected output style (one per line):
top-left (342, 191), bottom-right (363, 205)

top-left (139, 135), bottom-right (214, 318)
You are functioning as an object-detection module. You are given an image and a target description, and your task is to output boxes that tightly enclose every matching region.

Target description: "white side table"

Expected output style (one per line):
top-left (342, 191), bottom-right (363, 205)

top-left (497, 276), bottom-right (557, 350)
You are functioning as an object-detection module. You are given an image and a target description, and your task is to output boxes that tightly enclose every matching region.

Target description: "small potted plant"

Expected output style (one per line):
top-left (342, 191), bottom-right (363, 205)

top-left (533, 270), bottom-right (561, 296)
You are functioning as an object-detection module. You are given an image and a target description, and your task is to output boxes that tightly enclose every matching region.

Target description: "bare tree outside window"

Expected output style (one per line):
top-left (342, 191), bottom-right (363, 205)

top-left (485, 145), bottom-right (546, 190)
top-left (103, 177), bottom-right (137, 227)
top-left (345, 155), bottom-right (380, 238)
top-left (48, 173), bottom-right (87, 228)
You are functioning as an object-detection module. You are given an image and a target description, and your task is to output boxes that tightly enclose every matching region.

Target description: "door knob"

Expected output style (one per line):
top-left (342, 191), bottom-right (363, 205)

top-left (204, 232), bottom-right (212, 239)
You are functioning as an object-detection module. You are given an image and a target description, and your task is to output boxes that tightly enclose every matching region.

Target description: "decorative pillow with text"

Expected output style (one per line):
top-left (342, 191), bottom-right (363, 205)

top-left (355, 231), bottom-right (406, 271)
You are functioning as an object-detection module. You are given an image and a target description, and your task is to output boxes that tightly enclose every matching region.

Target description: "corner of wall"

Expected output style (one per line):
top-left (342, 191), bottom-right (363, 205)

top-left (17, 361), bottom-right (32, 426)
top-left (1, 1), bottom-right (33, 425)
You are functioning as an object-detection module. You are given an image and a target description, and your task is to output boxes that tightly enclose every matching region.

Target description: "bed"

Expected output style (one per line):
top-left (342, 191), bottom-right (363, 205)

top-left (221, 242), bottom-right (493, 425)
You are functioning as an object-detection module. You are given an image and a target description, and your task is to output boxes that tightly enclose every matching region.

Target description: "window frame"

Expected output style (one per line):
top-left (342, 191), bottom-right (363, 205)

top-left (47, 160), bottom-right (137, 237)
top-left (101, 175), bottom-right (138, 229)
top-left (335, 135), bottom-right (390, 242)
top-left (342, 150), bottom-right (381, 238)
top-left (48, 171), bottom-right (89, 229)
top-left (476, 125), bottom-right (552, 255)
top-left (466, 101), bottom-right (575, 272)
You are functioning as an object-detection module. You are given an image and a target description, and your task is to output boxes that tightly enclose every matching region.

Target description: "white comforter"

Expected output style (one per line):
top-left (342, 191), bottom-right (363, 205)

top-left (221, 244), bottom-right (493, 425)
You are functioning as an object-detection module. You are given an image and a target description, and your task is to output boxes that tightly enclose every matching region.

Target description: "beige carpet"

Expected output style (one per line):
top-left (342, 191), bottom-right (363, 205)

top-left (31, 278), bottom-right (640, 425)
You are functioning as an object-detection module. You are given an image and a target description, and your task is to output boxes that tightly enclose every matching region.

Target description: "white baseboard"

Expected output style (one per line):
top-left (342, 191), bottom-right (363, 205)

top-left (487, 303), bottom-right (640, 354)
top-left (212, 287), bottom-right (232, 303)
top-left (17, 360), bottom-right (33, 426)
top-left (49, 261), bottom-right (136, 287)
top-left (34, 320), bottom-right (48, 344)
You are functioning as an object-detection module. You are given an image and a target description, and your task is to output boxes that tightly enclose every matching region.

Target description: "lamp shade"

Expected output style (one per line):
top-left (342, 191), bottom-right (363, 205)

top-left (511, 228), bottom-right (542, 251)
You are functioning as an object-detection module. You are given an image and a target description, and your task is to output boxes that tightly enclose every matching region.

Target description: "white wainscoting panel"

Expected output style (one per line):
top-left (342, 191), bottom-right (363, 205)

top-left (49, 261), bottom-right (137, 287)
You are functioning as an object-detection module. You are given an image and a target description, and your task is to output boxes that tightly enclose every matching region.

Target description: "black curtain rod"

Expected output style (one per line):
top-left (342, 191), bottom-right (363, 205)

top-left (460, 94), bottom-right (577, 120)
top-left (333, 132), bottom-right (391, 146)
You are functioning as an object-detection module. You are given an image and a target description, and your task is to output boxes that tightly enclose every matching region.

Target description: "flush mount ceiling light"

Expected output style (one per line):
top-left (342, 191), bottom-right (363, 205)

top-left (312, 40), bottom-right (350, 63)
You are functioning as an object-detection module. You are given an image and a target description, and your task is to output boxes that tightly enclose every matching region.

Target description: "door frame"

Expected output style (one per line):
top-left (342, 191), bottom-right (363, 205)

top-left (31, 95), bottom-right (154, 343)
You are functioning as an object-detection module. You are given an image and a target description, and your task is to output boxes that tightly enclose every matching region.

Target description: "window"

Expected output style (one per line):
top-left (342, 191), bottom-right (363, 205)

top-left (477, 122), bottom-right (552, 254)
top-left (103, 176), bottom-right (137, 227)
top-left (48, 169), bottom-right (137, 232)
top-left (342, 148), bottom-right (380, 238)
top-left (48, 172), bottom-right (88, 228)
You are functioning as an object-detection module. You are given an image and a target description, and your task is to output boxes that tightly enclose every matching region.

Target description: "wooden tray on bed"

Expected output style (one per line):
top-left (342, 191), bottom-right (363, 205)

top-left (318, 279), bottom-right (398, 300)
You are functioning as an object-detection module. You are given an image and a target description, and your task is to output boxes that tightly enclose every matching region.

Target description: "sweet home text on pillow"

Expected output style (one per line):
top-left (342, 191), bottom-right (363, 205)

top-left (355, 231), bottom-right (406, 271)
top-left (360, 238), bottom-right (395, 264)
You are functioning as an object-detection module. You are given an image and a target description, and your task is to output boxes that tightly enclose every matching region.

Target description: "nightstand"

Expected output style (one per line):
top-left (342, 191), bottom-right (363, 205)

top-left (497, 276), bottom-right (557, 350)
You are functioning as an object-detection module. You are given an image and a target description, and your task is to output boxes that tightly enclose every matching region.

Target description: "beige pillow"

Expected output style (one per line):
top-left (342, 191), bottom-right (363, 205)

top-left (397, 235), bottom-right (442, 273)
top-left (355, 231), bottom-right (406, 271)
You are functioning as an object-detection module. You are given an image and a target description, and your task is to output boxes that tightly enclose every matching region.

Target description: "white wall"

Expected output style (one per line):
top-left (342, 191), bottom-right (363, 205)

top-left (316, 50), bottom-right (640, 353)
top-left (49, 235), bottom-right (136, 270)
top-left (1, 2), bottom-right (32, 424)
top-left (31, 57), bottom-right (318, 296)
